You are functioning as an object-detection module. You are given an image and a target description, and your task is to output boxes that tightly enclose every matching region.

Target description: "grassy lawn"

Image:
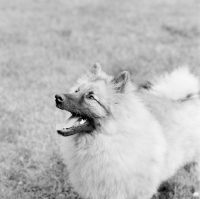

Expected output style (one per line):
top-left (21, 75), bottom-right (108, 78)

top-left (0, 0), bottom-right (200, 198)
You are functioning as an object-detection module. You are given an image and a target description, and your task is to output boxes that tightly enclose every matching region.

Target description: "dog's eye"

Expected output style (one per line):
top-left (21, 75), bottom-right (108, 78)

top-left (86, 93), bottom-right (100, 102)
top-left (87, 92), bottom-right (95, 100)
top-left (88, 95), bottom-right (95, 100)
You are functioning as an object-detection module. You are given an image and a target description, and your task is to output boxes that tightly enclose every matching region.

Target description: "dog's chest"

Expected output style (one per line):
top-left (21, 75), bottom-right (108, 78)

top-left (66, 136), bottom-right (132, 198)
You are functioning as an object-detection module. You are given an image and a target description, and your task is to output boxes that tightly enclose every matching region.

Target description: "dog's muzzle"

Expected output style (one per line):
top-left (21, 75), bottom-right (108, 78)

top-left (55, 93), bottom-right (95, 136)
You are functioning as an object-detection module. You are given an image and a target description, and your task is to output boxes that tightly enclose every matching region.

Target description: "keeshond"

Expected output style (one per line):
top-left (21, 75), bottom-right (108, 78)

top-left (55, 63), bottom-right (200, 199)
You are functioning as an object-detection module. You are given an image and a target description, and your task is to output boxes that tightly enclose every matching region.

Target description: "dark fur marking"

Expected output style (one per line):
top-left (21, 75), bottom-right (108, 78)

top-left (82, 92), bottom-right (110, 117)
top-left (179, 94), bottom-right (193, 102)
top-left (139, 81), bottom-right (152, 90)
top-left (186, 94), bottom-right (192, 99)
top-left (87, 91), bottom-right (110, 115)
top-left (95, 100), bottom-right (110, 116)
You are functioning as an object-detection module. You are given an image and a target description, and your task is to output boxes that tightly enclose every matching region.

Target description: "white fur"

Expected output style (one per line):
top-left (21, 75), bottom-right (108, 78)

top-left (57, 67), bottom-right (200, 199)
top-left (150, 66), bottom-right (200, 100)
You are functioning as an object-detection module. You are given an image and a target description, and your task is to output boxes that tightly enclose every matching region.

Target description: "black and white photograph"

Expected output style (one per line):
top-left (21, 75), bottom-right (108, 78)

top-left (1, 0), bottom-right (200, 199)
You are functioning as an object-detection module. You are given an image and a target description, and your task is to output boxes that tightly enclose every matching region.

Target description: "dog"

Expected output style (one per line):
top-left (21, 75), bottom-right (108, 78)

top-left (55, 63), bottom-right (200, 199)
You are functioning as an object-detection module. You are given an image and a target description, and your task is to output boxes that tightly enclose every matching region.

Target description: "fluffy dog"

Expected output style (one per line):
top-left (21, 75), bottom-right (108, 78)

top-left (55, 63), bottom-right (200, 199)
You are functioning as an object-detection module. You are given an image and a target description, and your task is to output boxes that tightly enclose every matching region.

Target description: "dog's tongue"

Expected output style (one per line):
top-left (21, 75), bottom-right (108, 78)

top-left (56, 116), bottom-right (79, 131)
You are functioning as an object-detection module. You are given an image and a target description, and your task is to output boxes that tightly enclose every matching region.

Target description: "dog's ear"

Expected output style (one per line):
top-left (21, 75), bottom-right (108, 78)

top-left (113, 71), bottom-right (130, 93)
top-left (90, 62), bottom-right (102, 75)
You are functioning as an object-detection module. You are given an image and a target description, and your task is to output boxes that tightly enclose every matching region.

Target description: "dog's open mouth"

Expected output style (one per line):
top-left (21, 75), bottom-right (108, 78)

top-left (56, 113), bottom-right (95, 136)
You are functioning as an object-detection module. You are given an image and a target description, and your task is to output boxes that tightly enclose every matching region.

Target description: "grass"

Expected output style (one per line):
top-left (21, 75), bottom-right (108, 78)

top-left (0, 0), bottom-right (199, 198)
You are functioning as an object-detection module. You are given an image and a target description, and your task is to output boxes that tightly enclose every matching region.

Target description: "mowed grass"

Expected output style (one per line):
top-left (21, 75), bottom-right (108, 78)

top-left (0, 0), bottom-right (200, 198)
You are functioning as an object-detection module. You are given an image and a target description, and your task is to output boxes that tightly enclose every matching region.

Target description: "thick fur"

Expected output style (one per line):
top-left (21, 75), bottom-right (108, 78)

top-left (149, 66), bottom-right (200, 101)
top-left (57, 65), bottom-right (200, 199)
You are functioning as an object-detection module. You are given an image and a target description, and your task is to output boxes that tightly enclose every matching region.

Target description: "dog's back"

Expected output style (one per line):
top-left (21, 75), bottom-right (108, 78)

top-left (141, 90), bottom-right (200, 179)
top-left (140, 67), bottom-right (200, 196)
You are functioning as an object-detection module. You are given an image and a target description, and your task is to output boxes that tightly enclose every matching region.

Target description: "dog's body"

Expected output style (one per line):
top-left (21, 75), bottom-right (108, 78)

top-left (56, 64), bottom-right (200, 199)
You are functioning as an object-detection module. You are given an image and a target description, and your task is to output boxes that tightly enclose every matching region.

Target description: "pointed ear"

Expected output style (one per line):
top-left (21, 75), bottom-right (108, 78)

top-left (90, 62), bottom-right (102, 75)
top-left (112, 71), bottom-right (130, 93)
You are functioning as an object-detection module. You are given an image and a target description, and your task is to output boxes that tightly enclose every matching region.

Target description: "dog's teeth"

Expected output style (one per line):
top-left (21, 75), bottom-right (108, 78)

top-left (80, 120), bottom-right (84, 124)
top-left (80, 119), bottom-right (86, 125)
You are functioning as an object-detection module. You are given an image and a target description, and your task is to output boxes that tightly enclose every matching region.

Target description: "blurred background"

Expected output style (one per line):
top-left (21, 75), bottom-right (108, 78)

top-left (0, 0), bottom-right (199, 198)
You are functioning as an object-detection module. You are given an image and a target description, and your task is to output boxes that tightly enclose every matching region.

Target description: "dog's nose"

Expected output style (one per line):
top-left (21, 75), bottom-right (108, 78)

top-left (55, 94), bottom-right (65, 103)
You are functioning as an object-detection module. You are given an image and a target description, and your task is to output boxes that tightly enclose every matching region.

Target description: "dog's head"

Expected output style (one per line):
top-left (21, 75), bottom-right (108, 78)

top-left (55, 63), bottom-right (132, 136)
